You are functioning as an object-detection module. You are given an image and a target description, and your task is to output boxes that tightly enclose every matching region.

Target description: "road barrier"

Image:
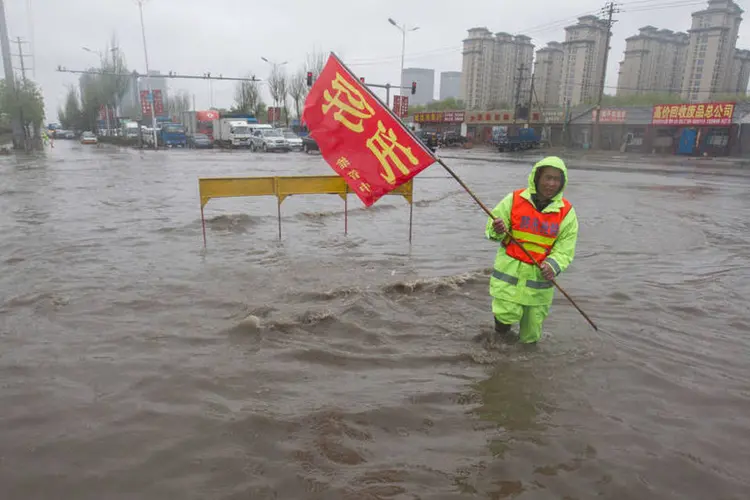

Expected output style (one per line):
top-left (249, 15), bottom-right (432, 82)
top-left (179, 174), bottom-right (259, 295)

top-left (198, 175), bottom-right (414, 246)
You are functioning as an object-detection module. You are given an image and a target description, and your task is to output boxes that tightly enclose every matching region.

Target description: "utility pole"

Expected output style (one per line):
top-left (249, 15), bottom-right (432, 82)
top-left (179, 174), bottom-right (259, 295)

top-left (136, 0), bottom-right (158, 149)
top-left (15, 37), bottom-right (28, 83)
top-left (592, 1), bottom-right (619, 150)
top-left (0, 0), bottom-right (24, 149)
top-left (513, 63), bottom-right (527, 124)
top-left (527, 73), bottom-right (535, 127)
top-left (13, 36), bottom-right (32, 149)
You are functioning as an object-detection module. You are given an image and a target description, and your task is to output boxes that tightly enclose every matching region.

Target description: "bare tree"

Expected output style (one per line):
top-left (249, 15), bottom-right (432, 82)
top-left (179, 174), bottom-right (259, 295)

top-left (167, 90), bottom-right (191, 117)
top-left (233, 78), bottom-right (262, 114)
top-left (287, 69), bottom-right (308, 121)
top-left (305, 49), bottom-right (328, 80)
top-left (267, 65), bottom-right (288, 126)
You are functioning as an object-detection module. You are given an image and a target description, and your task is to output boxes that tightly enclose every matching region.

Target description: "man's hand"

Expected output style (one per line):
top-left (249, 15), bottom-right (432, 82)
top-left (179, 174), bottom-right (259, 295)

top-left (540, 262), bottom-right (555, 281)
top-left (492, 218), bottom-right (507, 234)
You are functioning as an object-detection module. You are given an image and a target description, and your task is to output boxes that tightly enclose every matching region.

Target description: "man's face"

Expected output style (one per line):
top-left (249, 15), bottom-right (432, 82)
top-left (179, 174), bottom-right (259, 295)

top-left (537, 167), bottom-right (563, 200)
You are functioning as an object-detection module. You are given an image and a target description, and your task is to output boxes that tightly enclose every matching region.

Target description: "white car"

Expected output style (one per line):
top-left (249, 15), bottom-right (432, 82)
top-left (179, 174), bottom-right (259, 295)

top-left (284, 132), bottom-right (303, 151)
top-left (251, 128), bottom-right (290, 152)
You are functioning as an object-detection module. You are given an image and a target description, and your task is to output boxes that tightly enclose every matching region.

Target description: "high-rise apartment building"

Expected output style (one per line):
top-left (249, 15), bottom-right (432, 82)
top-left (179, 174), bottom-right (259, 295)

top-left (439, 71), bottom-right (462, 100)
top-left (730, 49), bottom-right (750, 93)
top-left (533, 42), bottom-right (564, 106)
top-left (461, 27), bottom-right (534, 110)
top-left (681, 0), bottom-right (743, 101)
top-left (401, 68), bottom-right (435, 106)
top-left (559, 15), bottom-right (610, 107)
top-left (616, 27), bottom-right (689, 96)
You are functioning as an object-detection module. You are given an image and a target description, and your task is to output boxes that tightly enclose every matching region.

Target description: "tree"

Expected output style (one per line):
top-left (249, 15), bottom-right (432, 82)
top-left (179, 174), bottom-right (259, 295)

top-left (58, 86), bottom-right (83, 130)
top-left (287, 69), bottom-right (308, 120)
top-left (602, 92), bottom-right (686, 106)
top-left (267, 65), bottom-right (289, 126)
top-left (305, 50), bottom-right (327, 80)
top-left (0, 78), bottom-right (45, 133)
top-left (233, 78), bottom-right (263, 114)
top-left (167, 90), bottom-right (192, 117)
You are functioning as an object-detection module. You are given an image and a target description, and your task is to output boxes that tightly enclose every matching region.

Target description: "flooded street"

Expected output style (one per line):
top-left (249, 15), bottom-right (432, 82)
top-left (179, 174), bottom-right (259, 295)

top-left (1, 141), bottom-right (749, 499)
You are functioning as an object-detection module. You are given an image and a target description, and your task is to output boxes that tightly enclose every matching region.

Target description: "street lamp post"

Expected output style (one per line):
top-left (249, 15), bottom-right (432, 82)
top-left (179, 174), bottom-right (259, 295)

top-left (261, 57), bottom-right (287, 126)
top-left (388, 18), bottom-right (419, 101)
top-left (136, 0), bottom-right (158, 149)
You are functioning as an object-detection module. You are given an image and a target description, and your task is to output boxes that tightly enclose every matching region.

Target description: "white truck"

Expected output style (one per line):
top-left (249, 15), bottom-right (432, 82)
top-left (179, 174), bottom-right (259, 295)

top-left (212, 118), bottom-right (252, 148)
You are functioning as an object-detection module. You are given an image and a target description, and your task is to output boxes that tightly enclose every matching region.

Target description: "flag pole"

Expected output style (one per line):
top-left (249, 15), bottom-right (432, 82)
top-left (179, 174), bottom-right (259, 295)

top-left (332, 53), bottom-right (597, 331)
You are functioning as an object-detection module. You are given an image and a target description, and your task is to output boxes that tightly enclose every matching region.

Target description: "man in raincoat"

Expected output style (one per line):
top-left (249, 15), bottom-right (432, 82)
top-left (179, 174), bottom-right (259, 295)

top-left (485, 156), bottom-right (578, 344)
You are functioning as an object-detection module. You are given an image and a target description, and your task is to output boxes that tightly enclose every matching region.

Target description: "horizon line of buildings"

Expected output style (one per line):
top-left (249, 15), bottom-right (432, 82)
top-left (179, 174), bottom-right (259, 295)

top-left (459, 0), bottom-right (749, 111)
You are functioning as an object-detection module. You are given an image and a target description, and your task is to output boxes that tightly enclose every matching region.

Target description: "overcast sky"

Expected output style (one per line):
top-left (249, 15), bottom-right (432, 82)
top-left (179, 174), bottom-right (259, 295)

top-left (3, 0), bottom-right (748, 122)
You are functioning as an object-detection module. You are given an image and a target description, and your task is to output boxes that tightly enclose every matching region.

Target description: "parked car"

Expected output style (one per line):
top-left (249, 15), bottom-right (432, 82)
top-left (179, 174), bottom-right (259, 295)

top-left (80, 131), bottom-right (97, 145)
top-left (188, 133), bottom-right (213, 149)
top-left (283, 132), bottom-right (303, 151)
top-left (302, 135), bottom-right (319, 153)
top-left (250, 128), bottom-right (290, 152)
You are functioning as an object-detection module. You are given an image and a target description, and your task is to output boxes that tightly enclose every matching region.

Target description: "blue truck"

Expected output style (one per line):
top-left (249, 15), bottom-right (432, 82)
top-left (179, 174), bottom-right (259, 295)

top-left (158, 122), bottom-right (187, 148)
top-left (492, 125), bottom-right (540, 152)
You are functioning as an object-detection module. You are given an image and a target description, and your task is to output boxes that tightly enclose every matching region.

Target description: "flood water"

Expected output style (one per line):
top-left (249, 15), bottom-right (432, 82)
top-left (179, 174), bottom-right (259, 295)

top-left (1, 141), bottom-right (748, 499)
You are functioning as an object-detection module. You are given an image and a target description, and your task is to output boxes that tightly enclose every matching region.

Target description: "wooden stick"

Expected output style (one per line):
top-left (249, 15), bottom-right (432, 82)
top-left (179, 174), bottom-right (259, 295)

top-left (436, 158), bottom-right (598, 331)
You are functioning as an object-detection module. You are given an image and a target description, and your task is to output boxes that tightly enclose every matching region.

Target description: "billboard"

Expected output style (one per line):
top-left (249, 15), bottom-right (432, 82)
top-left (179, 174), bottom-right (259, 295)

top-left (393, 95), bottom-right (409, 117)
top-left (413, 111), bottom-right (466, 123)
top-left (652, 102), bottom-right (735, 126)
top-left (140, 89), bottom-right (165, 117)
top-left (593, 109), bottom-right (627, 123)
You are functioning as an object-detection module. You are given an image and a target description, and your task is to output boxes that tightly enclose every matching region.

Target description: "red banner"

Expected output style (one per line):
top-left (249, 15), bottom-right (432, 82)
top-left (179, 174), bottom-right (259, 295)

top-left (302, 53), bottom-right (436, 207)
top-left (140, 89), bottom-right (164, 116)
top-left (652, 102), bottom-right (735, 126)
top-left (393, 95), bottom-right (409, 117)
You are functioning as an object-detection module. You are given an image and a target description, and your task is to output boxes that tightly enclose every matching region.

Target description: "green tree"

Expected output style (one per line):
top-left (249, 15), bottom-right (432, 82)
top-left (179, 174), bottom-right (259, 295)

top-left (602, 92), bottom-right (687, 106)
top-left (0, 78), bottom-right (45, 132)
top-left (58, 85), bottom-right (83, 130)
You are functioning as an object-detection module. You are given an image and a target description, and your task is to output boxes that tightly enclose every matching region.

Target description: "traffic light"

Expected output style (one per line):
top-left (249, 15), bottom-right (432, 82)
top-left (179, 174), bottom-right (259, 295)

top-left (306, 71), bottom-right (313, 87)
top-left (411, 81), bottom-right (416, 95)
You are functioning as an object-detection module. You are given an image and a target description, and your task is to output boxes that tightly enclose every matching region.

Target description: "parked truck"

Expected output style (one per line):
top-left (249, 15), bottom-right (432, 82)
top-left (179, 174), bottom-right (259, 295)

top-left (492, 125), bottom-right (540, 152)
top-left (158, 122), bottom-right (187, 147)
top-left (212, 117), bottom-right (253, 148)
top-left (180, 110), bottom-right (219, 140)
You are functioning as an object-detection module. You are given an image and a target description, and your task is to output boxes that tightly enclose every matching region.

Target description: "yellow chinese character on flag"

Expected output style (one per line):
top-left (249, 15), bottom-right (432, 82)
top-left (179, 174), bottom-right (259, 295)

top-left (358, 182), bottom-right (372, 193)
top-left (695, 104), bottom-right (705, 119)
top-left (686, 105), bottom-right (696, 118)
top-left (322, 72), bottom-right (375, 133)
top-left (724, 104), bottom-right (734, 119)
top-left (653, 106), bottom-right (663, 120)
top-left (366, 120), bottom-right (420, 185)
top-left (704, 104), bottom-right (715, 119)
top-left (678, 105), bottom-right (688, 119)
top-left (336, 157), bottom-right (351, 169)
top-left (347, 170), bottom-right (361, 180)
top-left (669, 106), bottom-right (679, 119)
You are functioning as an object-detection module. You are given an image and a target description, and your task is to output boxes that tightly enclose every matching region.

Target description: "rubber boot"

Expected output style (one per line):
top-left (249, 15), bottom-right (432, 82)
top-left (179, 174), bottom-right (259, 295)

top-left (494, 317), bottom-right (511, 335)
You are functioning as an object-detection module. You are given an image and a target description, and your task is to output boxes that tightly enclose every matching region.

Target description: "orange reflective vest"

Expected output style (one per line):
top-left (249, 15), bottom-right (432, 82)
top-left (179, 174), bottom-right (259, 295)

top-left (503, 189), bottom-right (572, 264)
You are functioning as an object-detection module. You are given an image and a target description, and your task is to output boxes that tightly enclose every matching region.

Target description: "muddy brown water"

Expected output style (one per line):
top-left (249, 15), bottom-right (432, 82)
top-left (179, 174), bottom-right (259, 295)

top-left (1, 142), bottom-right (748, 499)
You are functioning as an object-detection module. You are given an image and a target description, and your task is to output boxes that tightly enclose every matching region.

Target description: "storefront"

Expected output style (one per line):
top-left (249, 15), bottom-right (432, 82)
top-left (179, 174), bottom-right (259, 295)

top-left (412, 110), bottom-right (465, 136)
top-left (650, 102), bottom-right (736, 156)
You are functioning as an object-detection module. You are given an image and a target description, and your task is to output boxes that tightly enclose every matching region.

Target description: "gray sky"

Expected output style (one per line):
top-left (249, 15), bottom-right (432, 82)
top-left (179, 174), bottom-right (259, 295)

top-left (4, 0), bottom-right (749, 122)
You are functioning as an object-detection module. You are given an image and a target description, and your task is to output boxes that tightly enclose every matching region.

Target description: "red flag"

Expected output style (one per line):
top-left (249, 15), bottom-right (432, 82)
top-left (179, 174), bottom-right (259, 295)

top-left (302, 53), bottom-right (436, 207)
